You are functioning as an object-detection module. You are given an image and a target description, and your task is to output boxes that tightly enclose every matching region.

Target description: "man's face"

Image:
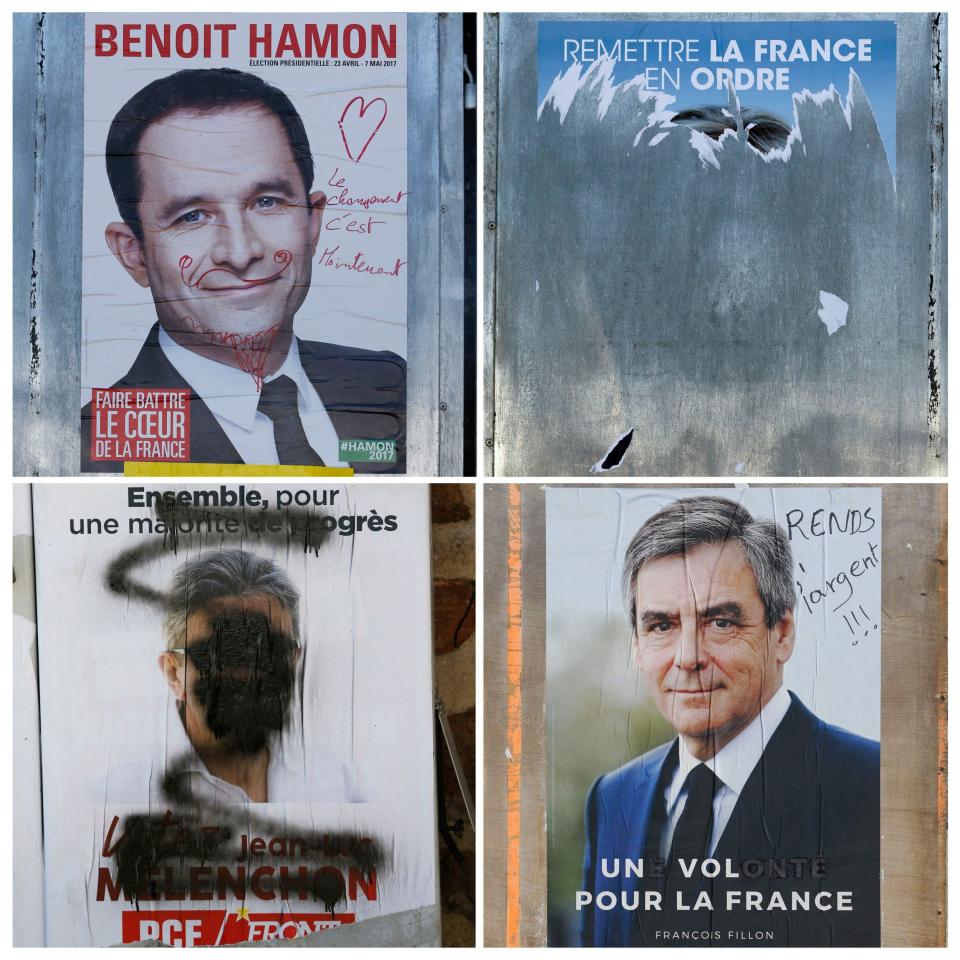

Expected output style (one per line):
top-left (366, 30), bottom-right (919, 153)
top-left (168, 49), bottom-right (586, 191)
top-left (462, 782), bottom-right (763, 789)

top-left (114, 105), bottom-right (324, 342)
top-left (632, 540), bottom-right (794, 756)
top-left (170, 593), bottom-right (299, 756)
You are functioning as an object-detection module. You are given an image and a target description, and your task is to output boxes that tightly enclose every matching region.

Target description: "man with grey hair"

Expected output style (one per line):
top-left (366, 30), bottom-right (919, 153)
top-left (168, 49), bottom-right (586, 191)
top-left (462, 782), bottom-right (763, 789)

top-left (157, 549), bottom-right (304, 804)
top-left (580, 496), bottom-right (880, 947)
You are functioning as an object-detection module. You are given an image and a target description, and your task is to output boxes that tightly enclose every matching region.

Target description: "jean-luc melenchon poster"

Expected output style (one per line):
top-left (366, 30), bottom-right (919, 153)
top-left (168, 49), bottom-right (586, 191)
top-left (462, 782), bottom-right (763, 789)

top-left (81, 14), bottom-right (408, 474)
top-left (546, 487), bottom-right (881, 946)
top-left (28, 483), bottom-right (436, 945)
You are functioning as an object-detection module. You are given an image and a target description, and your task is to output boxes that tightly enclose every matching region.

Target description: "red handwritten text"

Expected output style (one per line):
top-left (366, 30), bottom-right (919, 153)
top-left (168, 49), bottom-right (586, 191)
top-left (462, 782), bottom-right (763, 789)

top-left (326, 168), bottom-right (408, 211)
top-left (318, 246), bottom-right (407, 278)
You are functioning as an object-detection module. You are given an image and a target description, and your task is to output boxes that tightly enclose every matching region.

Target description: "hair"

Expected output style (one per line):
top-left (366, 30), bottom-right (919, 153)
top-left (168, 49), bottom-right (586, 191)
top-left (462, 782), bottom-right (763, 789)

top-left (670, 105), bottom-right (791, 154)
top-left (105, 68), bottom-right (314, 242)
top-left (163, 549), bottom-right (301, 651)
top-left (621, 495), bottom-right (796, 633)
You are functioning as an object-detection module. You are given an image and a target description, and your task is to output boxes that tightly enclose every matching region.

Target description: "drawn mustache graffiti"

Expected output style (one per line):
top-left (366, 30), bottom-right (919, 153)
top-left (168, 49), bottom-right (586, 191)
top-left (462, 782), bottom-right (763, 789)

top-left (178, 248), bottom-right (293, 290)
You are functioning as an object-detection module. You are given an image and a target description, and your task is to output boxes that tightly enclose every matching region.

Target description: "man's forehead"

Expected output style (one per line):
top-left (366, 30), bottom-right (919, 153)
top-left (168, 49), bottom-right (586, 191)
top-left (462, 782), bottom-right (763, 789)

top-left (185, 593), bottom-right (293, 641)
top-left (634, 540), bottom-right (759, 606)
top-left (136, 106), bottom-right (300, 199)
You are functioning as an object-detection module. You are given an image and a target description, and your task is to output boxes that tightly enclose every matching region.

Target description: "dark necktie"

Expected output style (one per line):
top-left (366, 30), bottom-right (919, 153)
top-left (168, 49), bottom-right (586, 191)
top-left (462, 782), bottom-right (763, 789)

top-left (257, 375), bottom-right (325, 466)
top-left (669, 763), bottom-right (719, 864)
top-left (660, 763), bottom-right (721, 934)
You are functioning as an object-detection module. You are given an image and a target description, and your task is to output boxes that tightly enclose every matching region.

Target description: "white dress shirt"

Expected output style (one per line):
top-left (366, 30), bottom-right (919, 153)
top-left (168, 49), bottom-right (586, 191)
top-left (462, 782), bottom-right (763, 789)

top-left (159, 326), bottom-right (347, 467)
top-left (660, 685), bottom-right (792, 858)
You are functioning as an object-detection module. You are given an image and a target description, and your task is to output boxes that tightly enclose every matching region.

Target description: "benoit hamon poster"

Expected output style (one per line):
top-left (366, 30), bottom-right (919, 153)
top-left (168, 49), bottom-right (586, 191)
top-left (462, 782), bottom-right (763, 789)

top-left (546, 487), bottom-right (881, 946)
top-left (31, 483), bottom-right (436, 946)
top-left (80, 15), bottom-right (408, 474)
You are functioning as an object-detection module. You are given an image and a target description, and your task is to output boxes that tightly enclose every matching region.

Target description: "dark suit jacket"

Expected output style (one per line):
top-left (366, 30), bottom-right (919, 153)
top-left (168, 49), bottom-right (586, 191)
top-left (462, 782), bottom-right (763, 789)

top-left (581, 693), bottom-right (880, 947)
top-left (81, 322), bottom-right (406, 474)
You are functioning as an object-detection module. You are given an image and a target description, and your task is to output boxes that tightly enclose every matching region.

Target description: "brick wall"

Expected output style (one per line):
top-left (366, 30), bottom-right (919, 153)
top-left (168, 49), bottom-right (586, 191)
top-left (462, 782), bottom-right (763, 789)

top-left (432, 484), bottom-right (476, 946)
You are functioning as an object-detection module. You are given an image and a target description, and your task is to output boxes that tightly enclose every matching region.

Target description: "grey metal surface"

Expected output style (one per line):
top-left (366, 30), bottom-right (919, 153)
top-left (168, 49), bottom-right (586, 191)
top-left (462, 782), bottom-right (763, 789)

top-left (13, 13), bottom-right (84, 478)
top-left (13, 13), bottom-right (464, 477)
top-left (438, 13), bottom-right (467, 476)
top-left (487, 13), bottom-right (946, 477)
top-left (482, 14), bottom-right (500, 477)
top-left (236, 904), bottom-right (442, 948)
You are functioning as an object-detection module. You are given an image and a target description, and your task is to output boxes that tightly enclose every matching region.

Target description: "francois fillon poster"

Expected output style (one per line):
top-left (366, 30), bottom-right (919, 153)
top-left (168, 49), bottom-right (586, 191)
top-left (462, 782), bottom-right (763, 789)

top-left (81, 14), bottom-right (408, 474)
top-left (25, 483), bottom-right (436, 946)
top-left (545, 487), bottom-right (882, 947)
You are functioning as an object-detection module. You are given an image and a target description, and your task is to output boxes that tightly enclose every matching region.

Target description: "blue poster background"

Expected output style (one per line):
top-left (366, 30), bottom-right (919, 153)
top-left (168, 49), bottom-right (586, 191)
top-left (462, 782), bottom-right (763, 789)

top-left (538, 20), bottom-right (896, 171)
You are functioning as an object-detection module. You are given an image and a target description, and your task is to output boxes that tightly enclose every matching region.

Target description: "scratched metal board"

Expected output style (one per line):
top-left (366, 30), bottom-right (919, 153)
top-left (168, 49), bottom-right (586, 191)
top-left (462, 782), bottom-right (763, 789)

top-left (485, 13), bottom-right (946, 477)
top-left (12, 13), bottom-right (465, 478)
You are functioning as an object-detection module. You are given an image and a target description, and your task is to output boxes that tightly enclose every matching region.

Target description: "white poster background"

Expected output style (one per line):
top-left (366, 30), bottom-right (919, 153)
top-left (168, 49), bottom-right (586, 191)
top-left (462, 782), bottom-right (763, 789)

top-left (13, 485), bottom-right (45, 946)
top-left (546, 486), bottom-right (881, 744)
top-left (33, 483), bottom-right (435, 947)
top-left (81, 13), bottom-right (408, 404)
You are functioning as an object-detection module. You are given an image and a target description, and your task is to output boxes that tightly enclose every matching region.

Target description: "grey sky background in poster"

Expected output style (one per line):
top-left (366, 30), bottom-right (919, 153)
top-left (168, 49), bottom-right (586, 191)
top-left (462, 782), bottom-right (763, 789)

top-left (545, 486), bottom-right (881, 944)
top-left (81, 14), bottom-right (408, 402)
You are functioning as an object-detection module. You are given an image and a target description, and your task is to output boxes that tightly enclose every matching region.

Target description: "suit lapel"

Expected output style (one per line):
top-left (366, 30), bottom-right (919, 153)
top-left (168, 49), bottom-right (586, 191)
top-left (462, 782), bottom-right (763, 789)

top-left (712, 696), bottom-right (814, 862)
top-left (609, 743), bottom-right (677, 947)
top-left (121, 323), bottom-right (243, 464)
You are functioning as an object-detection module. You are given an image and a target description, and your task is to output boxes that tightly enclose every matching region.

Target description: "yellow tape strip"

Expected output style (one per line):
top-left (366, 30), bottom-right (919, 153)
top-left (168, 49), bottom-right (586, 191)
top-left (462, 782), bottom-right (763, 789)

top-left (123, 462), bottom-right (354, 478)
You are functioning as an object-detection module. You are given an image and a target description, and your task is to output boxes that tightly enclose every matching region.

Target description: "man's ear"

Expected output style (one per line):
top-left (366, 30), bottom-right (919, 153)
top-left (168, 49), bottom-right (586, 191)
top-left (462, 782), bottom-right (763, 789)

top-left (773, 609), bottom-right (796, 665)
top-left (105, 222), bottom-right (150, 288)
top-left (158, 652), bottom-right (186, 702)
top-left (307, 190), bottom-right (327, 251)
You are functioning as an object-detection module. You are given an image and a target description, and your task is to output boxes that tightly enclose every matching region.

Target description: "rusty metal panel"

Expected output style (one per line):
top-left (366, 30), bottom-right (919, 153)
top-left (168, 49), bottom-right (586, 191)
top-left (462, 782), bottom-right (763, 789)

top-left (487, 13), bottom-right (946, 477)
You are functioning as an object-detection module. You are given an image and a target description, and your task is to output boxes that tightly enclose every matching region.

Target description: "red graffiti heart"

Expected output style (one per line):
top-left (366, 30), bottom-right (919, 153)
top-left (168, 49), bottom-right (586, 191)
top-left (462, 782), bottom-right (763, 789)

top-left (338, 96), bottom-right (388, 163)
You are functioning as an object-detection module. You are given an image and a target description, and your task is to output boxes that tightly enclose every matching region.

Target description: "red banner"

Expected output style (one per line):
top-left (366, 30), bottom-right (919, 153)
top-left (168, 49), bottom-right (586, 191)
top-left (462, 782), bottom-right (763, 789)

top-left (121, 909), bottom-right (355, 946)
top-left (90, 387), bottom-right (190, 462)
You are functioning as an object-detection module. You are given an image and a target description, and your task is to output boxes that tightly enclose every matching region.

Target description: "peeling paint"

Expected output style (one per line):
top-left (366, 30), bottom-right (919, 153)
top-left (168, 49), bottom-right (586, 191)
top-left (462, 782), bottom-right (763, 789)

top-left (817, 291), bottom-right (848, 336)
top-left (589, 428), bottom-right (635, 474)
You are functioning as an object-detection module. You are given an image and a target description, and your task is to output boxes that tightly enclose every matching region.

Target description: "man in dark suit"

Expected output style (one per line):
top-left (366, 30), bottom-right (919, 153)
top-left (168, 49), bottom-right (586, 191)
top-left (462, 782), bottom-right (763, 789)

top-left (82, 68), bottom-right (404, 474)
top-left (580, 496), bottom-right (880, 947)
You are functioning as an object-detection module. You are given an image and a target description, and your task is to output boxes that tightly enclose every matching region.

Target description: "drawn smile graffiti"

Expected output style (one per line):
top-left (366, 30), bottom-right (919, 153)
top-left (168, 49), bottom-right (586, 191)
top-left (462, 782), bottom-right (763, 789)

top-left (178, 249), bottom-right (293, 290)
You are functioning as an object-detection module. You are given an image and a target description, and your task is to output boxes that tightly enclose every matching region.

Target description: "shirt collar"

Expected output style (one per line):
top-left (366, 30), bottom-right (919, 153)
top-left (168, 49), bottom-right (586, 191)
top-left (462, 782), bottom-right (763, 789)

top-left (669, 685), bottom-right (792, 809)
top-left (162, 696), bottom-right (278, 803)
top-left (158, 325), bottom-right (313, 432)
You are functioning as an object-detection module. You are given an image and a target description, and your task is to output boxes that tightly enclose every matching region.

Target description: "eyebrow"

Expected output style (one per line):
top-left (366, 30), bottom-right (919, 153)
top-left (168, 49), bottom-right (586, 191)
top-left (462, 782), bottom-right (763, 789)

top-left (249, 177), bottom-right (299, 199)
top-left (638, 601), bottom-right (744, 627)
top-left (702, 602), bottom-right (744, 621)
top-left (158, 195), bottom-right (214, 222)
top-left (639, 609), bottom-right (677, 628)
top-left (157, 179), bottom-right (302, 223)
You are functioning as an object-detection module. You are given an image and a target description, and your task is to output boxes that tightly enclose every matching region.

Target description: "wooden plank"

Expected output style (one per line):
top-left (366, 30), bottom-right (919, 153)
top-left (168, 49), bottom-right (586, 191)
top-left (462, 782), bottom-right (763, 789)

top-left (879, 483), bottom-right (947, 945)
top-left (483, 482), bottom-right (947, 946)
top-left (518, 484), bottom-right (547, 945)
top-left (483, 485), bottom-right (509, 945)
